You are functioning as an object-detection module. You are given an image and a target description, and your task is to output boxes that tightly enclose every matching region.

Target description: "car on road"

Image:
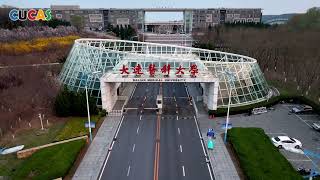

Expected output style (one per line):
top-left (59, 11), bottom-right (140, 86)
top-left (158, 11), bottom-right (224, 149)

top-left (290, 105), bottom-right (313, 114)
top-left (271, 136), bottom-right (302, 149)
top-left (312, 123), bottom-right (320, 132)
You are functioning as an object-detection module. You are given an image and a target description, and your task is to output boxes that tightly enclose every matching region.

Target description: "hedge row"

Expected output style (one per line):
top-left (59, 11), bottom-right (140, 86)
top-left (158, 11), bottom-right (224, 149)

top-left (209, 95), bottom-right (320, 116)
top-left (228, 128), bottom-right (302, 180)
top-left (12, 139), bottom-right (86, 180)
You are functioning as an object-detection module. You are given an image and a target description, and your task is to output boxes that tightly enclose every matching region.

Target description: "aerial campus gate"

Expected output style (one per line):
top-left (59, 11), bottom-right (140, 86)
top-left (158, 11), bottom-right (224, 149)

top-left (58, 39), bottom-right (270, 112)
top-left (100, 71), bottom-right (219, 113)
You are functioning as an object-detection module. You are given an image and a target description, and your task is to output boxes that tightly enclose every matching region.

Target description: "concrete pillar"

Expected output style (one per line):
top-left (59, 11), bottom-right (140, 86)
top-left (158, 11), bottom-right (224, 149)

top-left (100, 81), bottom-right (120, 112)
top-left (207, 82), bottom-right (219, 110)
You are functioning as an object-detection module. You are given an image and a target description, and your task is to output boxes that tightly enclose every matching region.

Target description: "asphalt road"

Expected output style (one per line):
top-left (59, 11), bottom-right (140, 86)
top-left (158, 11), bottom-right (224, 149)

top-left (100, 82), bottom-right (212, 180)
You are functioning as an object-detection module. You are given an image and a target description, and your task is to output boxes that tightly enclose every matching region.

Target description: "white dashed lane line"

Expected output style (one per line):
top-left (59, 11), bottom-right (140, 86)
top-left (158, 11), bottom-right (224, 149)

top-left (177, 127), bottom-right (180, 135)
top-left (127, 165), bottom-right (131, 176)
top-left (132, 144), bottom-right (136, 152)
top-left (179, 145), bottom-right (183, 153)
top-left (182, 165), bottom-right (186, 177)
top-left (136, 126), bottom-right (140, 134)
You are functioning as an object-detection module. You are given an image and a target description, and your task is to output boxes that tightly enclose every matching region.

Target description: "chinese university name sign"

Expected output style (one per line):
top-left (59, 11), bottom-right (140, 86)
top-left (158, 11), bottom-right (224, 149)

top-left (120, 63), bottom-right (199, 77)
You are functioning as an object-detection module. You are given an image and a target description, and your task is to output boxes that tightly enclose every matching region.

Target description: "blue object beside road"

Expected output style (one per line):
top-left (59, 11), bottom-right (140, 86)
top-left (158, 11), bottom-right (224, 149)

top-left (85, 121), bottom-right (96, 128)
top-left (208, 139), bottom-right (215, 150)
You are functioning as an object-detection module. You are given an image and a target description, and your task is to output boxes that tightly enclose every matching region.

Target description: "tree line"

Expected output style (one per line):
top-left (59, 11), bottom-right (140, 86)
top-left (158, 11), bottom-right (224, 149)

top-left (193, 7), bottom-right (320, 104)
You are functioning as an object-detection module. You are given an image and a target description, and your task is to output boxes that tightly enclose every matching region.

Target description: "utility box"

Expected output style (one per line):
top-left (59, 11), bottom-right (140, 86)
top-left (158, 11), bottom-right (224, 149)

top-left (156, 95), bottom-right (163, 114)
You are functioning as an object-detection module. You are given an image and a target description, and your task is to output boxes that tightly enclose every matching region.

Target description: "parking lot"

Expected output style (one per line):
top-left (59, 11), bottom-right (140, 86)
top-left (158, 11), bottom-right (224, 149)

top-left (212, 103), bottom-right (320, 171)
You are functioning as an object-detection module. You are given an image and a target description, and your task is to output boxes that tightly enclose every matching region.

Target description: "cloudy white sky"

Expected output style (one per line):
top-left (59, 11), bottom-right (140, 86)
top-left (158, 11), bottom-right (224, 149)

top-left (1, 0), bottom-right (319, 21)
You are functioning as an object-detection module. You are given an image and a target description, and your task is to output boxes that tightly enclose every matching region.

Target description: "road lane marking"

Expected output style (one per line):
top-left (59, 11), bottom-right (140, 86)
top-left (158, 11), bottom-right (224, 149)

top-left (110, 141), bottom-right (115, 150)
top-left (136, 126), bottom-right (140, 134)
top-left (114, 116), bottom-right (125, 139)
top-left (178, 127), bottom-right (180, 135)
top-left (140, 115), bottom-right (142, 121)
top-left (127, 165), bottom-right (131, 176)
top-left (182, 165), bottom-right (185, 176)
top-left (154, 115), bottom-right (161, 180)
top-left (284, 105), bottom-right (312, 128)
top-left (207, 163), bottom-right (214, 180)
top-left (98, 115), bottom-right (125, 180)
top-left (179, 145), bottom-right (183, 153)
top-left (176, 116), bottom-right (179, 121)
top-left (296, 114), bottom-right (312, 128)
top-left (132, 144), bottom-right (136, 152)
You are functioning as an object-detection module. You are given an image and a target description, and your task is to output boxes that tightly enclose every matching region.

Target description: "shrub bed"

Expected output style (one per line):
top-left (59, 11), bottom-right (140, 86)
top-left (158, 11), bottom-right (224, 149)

top-left (12, 139), bottom-right (86, 180)
top-left (209, 95), bottom-right (320, 116)
top-left (228, 128), bottom-right (302, 180)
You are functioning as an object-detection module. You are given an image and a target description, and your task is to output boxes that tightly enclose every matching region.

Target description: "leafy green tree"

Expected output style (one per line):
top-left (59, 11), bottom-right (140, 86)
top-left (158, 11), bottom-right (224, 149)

top-left (70, 15), bottom-right (84, 32)
top-left (54, 86), bottom-right (98, 117)
top-left (288, 7), bottom-right (320, 30)
top-left (54, 86), bottom-right (73, 116)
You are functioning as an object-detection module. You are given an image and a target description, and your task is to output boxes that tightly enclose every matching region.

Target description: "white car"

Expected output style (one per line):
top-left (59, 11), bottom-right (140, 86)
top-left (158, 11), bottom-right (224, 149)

top-left (271, 136), bottom-right (302, 149)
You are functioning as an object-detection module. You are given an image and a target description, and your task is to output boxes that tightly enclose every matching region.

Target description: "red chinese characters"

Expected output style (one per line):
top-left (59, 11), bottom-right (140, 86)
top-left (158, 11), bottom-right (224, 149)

top-left (148, 64), bottom-right (156, 77)
top-left (120, 63), bottom-right (199, 77)
top-left (120, 65), bottom-right (129, 74)
top-left (161, 64), bottom-right (171, 76)
top-left (176, 65), bottom-right (185, 76)
top-left (189, 64), bottom-right (198, 77)
top-left (133, 64), bottom-right (143, 75)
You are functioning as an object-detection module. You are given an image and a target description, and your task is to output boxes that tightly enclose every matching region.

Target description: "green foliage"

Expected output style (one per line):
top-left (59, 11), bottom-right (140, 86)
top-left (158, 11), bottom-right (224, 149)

top-left (288, 7), bottom-right (320, 30)
top-left (228, 128), bottom-right (303, 180)
top-left (108, 24), bottom-right (136, 40)
top-left (209, 94), bottom-right (320, 116)
top-left (70, 15), bottom-right (84, 32)
top-left (54, 116), bottom-right (99, 141)
top-left (54, 86), bottom-right (98, 117)
top-left (41, 19), bottom-right (71, 28)
top-left (98, 109), bottom-right (107, 117)
top-left (12, 139), bottom-right (85, 180)
top-left (224, 22), bottom-right (272, 28)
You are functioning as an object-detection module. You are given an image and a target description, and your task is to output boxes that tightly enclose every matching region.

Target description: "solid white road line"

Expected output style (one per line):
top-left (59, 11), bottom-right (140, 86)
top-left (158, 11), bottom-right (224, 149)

top-left (132, 144), bottom-right (136, 152)
top-left (182, 165), bottom-right (186, 176)
top-left (283, 105), bottom-right (312, 128)
top-left (207, 163), bottom-right (214, 180)
top-left (140, 115), bottom-right (142, 121)
top-left (178, 127), bottom-right (180, 135)
top-left (127, 165), bottom-right (131, 176)
top-left (98, 150), bottom-right (112, 180)
top-left (296, 114), bottom-right (312, 128)
top-left (98, 115), bottom-right (126, 180)
top-left (114, 116), bottom-right (125, 139)
top-left (179, 145), bottom-right (183, 153)
top-left (110, 141), bottom-right (115, 150)
top-left (194, 116), bottom-right (207, 156)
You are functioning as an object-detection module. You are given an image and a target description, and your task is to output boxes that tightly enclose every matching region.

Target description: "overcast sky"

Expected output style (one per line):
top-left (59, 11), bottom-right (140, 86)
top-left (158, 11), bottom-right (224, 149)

top-left (1, 0), bottom-right (320, 21)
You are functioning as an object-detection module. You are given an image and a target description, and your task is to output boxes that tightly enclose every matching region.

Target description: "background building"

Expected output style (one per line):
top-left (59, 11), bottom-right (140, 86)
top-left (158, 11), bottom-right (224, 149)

top-left (50, 6), bottom-right (262, 32)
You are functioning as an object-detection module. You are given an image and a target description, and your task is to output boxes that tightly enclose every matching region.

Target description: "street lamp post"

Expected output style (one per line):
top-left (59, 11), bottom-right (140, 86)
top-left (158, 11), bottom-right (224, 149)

top-left (83, 71), bottom-right (101, 143)
top-left (224, 85), bottom-right (233, 143)
top-left (222, 71), bottom-right (237, 144)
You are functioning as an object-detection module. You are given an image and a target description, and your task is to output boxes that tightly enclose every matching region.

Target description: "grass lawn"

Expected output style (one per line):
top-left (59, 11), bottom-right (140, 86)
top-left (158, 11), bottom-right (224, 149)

top-left (12, 139), bottom-right (85, 180)
top-left (228, 127), bottom-right (303, 180)
top-left (54, 116), bottom-right (101, 141)
top-left (0, 122), bottom-right (65, 176)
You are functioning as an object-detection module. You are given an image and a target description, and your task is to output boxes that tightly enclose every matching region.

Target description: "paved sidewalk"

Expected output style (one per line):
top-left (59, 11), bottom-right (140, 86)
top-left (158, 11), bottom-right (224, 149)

top-left (73, 83), bottom-right (136, 180)
top-left (187, 83), bottom-right (240, 180)
top-left (73, 116), bottom-right (121, 180)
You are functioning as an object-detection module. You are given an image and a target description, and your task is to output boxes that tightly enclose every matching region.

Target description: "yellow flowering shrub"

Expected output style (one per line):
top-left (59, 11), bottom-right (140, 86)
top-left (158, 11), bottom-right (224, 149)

top-left (0, 35), bottom-right (80, 55)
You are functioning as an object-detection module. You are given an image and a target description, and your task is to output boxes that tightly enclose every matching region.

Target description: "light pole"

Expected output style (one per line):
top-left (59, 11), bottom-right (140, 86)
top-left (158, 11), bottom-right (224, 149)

top-left (223, 71), bottom-right (236, 143)
top-left (83, 71), bottom-right (101, 142)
